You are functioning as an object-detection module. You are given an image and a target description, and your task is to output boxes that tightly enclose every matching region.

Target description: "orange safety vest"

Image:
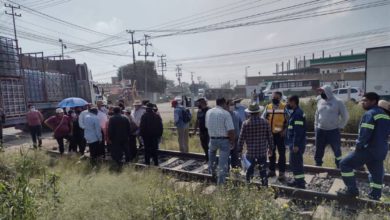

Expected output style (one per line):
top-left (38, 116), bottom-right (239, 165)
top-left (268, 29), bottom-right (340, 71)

top-left (265, 103), bottom-right (286, 134)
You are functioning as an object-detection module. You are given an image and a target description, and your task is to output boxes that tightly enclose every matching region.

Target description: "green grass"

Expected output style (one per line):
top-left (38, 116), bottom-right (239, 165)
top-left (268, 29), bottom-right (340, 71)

top-left (0, 150), bottom-right (301, 220)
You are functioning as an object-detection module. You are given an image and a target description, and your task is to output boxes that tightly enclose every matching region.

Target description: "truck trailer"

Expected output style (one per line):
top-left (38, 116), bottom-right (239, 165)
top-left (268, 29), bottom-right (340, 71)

top-left (0, 36), bottom-right (101, 128)
top-left (365, 46), bottom-right (390, 100)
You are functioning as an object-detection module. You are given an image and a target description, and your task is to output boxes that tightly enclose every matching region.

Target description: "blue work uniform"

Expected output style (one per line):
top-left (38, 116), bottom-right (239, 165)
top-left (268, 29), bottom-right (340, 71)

top-left (286, 107), bottom-right (307, 186)
top-left (340, 106), bottom-right (390, 200)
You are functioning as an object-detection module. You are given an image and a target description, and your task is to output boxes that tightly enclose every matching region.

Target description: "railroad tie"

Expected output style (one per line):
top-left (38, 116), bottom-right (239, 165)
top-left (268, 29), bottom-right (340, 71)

top-left (191, 164), bottom-right (208, 174)
top-left (159, 157), bottom-right (179, 167)
top-left (171, 160), bottom-right (196, 170)
top-left (328, 178), bottom-right (345, 195)
top-left (304, 174), bottom-right (315, 184)
top-left (313, 205), bottom-right (334, 220)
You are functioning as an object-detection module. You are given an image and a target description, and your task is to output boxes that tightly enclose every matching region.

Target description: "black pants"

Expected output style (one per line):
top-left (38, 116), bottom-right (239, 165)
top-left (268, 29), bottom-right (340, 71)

top-left (111, 140), bottom-right (130, 165)
top-left (199, 132), bottom-right (209, 161)
top-left (0, 125), bottom-right (3, 144)
top-left (268, 133), bottom-right (286, 173)
top-left (230, 146), bottom-right (241, 169)
top-left (99, 129), bottom-right (106, 157)
top-left (70, 136), bottom-right (86, 155)
top-left (88, 141), bottom-right (100, 165)
top-left (246, 156), bottom-right (268, 186)
top-left (129, 135), bottom-right (137, 161)
top-left (29, 125), bottom-right (42, 147)
top-left (143, 136), bottom-right (159, 166)
top-left (55, 135), bottom-right (71, 154)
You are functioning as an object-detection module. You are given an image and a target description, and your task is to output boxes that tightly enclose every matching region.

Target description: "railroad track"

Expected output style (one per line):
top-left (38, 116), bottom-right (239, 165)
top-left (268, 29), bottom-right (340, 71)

top-left (46, 148), bottom-right (390, 213)
top-left (166, 127), bottom-right (390, 147)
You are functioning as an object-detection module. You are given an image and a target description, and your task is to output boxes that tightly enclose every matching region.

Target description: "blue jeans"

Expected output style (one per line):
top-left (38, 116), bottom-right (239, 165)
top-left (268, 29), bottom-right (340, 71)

top-left (340, 150), bottom-right (384, 199)
top-left (208, 139), bottom-right (230, 185)
top-left (315, 128), bottom-right (342, 167)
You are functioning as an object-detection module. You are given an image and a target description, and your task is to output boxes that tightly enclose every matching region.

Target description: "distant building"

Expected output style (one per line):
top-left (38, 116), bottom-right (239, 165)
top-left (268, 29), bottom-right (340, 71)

top-left (245, 52), bottom-right (366, 97)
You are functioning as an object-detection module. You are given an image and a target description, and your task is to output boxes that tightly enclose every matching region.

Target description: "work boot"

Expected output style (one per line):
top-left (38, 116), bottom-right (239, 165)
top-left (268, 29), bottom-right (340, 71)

top-left (278, 172), bottom-right (286, 181)
top-left (287, 180), bottom-right (305, 189)
top-left (368, 193), bottom-right (380, 201)
top-left (267, 171), bottom-right (276, 178)
top-left (337, 188), bottom-right (359, 198)
top-left (38, 139), bottom-right (42, 147)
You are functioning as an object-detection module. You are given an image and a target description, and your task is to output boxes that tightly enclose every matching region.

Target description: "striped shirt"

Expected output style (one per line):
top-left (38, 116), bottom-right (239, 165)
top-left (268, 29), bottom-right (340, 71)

top-left (206, 106), bottom-right (234, 137)
top-left (238, 116), bottom-right (274, 158)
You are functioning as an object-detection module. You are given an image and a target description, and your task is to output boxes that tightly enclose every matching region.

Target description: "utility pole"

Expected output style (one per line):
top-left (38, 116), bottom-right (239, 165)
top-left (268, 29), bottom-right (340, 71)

top-left (126, 30), bottom-right (140, 76)
top-left (157, 54), bottom-right (167, 94)
top-left (138, 34), bottom-right (154, 98)
top-left (176, 64), bottom-right (183, 94)
top-left (5, 3), bottom-right (21, 54)
top-left (58, 38), bottom-right (67, 59)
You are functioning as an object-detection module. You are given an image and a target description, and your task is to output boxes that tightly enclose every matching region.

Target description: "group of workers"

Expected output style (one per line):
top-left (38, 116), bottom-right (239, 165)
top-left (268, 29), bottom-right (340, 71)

top-left (192, 86), bottom-right (389, 201)
top-left (1, 85), bottom-right (389, 201)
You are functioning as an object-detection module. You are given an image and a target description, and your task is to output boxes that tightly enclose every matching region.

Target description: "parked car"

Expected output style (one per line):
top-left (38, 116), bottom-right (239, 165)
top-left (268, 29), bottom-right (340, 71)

top-left (332, 87), bottom-right (363, 102)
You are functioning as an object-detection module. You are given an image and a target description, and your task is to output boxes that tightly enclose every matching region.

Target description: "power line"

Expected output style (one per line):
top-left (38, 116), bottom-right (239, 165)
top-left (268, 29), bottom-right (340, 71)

top-left (151, 0), bottom-right (389, 38)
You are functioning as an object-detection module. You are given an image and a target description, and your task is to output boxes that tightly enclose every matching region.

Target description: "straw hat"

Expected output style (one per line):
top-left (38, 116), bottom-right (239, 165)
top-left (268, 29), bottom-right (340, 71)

top-left (245, 103), bottom-right (264, 113)
top-left (379, 100), bottom-right (390, 112)
top-left (133, 100), bottom-right (142, 106)
top-left (55, 108), bottom-right (64, 114)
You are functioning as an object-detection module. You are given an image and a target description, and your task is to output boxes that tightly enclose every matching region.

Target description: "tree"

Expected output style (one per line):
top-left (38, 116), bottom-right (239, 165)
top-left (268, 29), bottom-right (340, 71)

top-left (117, 61), bottom-right (166, 93)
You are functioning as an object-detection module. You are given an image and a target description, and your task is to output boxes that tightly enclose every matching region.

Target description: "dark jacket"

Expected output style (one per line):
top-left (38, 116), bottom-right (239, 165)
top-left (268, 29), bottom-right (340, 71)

top-left (140, 110), bottom-right (163, 138)
top-left (108, 114), bottom-right (131, 142)
top-left (286, 107), bottom-right (306, 149)
top-left (0, 109), bottom-right (5, 125)
top-left (356, 106), bottom-right (390, 160)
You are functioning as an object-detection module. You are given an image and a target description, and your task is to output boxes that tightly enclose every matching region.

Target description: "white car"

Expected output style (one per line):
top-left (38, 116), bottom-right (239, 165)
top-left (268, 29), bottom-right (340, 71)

top-left (332, 87), bottom-right (363, 102)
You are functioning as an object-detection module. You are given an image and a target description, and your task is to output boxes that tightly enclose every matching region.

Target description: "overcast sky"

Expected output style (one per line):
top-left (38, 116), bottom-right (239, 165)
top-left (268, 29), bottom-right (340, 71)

top-left (1, 0), bottom-right (389, 87)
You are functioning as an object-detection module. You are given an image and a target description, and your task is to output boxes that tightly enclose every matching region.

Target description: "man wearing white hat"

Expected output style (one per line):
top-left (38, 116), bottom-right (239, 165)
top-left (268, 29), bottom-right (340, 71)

top-left (237, 103), bottom-right (274, 186)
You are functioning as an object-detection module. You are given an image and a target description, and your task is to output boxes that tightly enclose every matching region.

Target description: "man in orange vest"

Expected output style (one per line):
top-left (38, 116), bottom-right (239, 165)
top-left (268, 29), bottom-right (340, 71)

top-left (262, 91), bottom-right (287, 180)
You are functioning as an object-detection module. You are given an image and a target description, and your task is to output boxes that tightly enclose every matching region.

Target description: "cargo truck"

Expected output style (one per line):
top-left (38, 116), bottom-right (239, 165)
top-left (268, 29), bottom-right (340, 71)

top-left (365, 46), bottom-right (390, 100)
top-left (0, 36), bottom-right (102, 128)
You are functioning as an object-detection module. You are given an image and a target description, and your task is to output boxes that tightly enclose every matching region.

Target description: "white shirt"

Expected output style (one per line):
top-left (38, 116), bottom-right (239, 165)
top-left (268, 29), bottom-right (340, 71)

top-left (206, 106), bottom-right (234, 137)
top-left (131, 108), bottom-right (146, 127)
top-left (78, 109), bottom-right (91, 130)
top-left (97, 110), bottom-right (108, 129)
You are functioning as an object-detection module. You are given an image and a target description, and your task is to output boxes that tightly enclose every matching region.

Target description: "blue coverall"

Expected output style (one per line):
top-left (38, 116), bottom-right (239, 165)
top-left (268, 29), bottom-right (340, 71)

top-left (340, 106), bottom-right (390, 199)
top-left (286, 107), bottom-right (307, 186)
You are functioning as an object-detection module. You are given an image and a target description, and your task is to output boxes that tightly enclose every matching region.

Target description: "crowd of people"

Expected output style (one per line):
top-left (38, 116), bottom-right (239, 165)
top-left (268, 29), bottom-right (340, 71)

top-left (0, 85), bottom-right (389, 200)
top-left (192, 87), bottom-right (389, 201)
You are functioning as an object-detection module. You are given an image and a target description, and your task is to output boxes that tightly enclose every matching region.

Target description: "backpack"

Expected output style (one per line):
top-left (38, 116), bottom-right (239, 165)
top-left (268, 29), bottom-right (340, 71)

top-left (181, 108), bottom-right (192, 124)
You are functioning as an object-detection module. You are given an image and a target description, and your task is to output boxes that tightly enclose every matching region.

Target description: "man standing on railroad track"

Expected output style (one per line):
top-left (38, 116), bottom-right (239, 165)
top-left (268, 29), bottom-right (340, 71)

top-left (172, 100), bottom-right (191, 153)
top-left (140, 103), bottom-right (163, 166)
top-left (238, 103), bottom-right (274, 186)
top-left (193, 97), bottom-right (211, 161)
top-left (315, 85), bottom-right (349, 168)
top-left (285, 96), bottom-right (307, 189)
top-left (206, 97), bottom-right (235, 185)
top-left (338, 92), bottom-right (390, 200)
top-left (262, 91), bottom-right (287, 180)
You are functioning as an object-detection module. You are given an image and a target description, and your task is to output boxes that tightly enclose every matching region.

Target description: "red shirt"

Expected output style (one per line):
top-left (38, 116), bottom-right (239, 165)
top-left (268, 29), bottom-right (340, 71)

top-left (46, 115), bottom-right (72, 138)
top-left (26, 111), bottom-right (43, 126)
